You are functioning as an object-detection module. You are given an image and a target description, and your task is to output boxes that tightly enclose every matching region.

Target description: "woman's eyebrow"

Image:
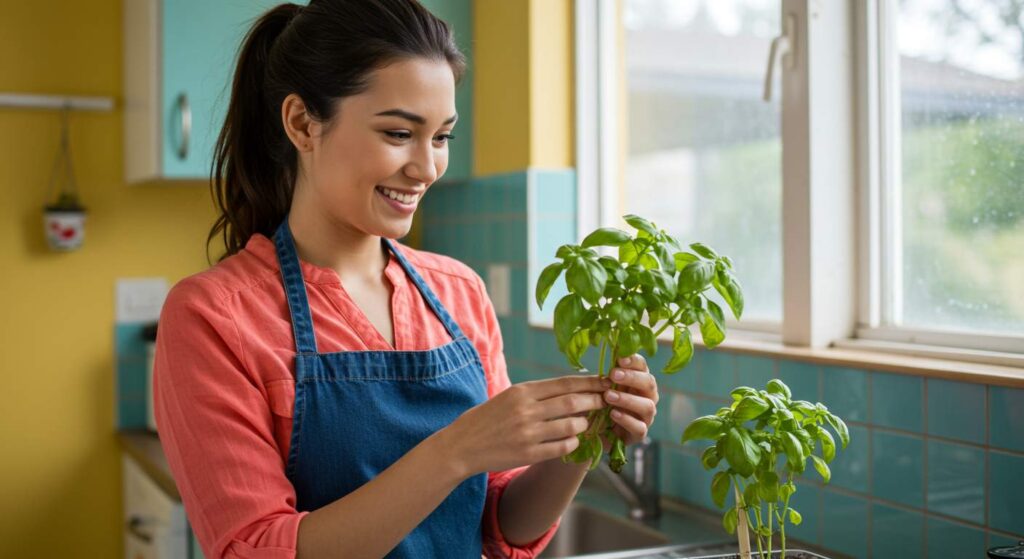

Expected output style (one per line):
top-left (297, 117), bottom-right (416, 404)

top-left (375, 108), bottom-right (458, 126)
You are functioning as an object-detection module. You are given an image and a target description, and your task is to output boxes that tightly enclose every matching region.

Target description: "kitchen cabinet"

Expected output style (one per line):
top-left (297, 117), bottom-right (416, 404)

top-left (123, 453), bottom-right (189, 559)
top-left (123, 0), bottom-right (280, 183)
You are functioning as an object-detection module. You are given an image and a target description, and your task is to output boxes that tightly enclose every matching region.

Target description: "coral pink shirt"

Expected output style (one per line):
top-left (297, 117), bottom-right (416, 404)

top-left (154, 233), bottom-right (559, 559)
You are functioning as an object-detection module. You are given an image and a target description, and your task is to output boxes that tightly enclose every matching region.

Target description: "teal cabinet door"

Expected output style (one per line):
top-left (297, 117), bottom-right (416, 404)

top-left (160, 0), bottom-right (281, 178)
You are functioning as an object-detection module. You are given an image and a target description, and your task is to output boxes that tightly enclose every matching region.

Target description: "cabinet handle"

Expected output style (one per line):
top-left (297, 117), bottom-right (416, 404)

top-left (176, 92), bottom-right (191, 160)
top-left (127, 515), bottom-right (155, 544)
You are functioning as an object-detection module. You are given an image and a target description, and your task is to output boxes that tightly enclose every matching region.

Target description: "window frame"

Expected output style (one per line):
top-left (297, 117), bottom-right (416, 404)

top-left (577, 0), bottom-right (1024, 367)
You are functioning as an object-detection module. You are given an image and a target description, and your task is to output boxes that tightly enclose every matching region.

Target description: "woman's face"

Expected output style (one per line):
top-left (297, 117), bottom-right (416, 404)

top-left (293, 57), bottom-right (457, 240)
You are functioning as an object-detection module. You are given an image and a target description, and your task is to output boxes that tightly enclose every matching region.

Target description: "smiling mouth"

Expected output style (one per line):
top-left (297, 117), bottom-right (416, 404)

top-left (375, 185), bottom-right (422, 205)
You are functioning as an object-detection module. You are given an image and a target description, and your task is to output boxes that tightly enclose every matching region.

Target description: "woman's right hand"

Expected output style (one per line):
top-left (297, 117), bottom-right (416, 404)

top-left (437, 375), bottom-right (610, 477)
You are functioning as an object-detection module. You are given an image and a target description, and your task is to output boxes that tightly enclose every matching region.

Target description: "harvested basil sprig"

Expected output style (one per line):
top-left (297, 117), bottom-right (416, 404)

top-left (535, 214), bottom-right (743, 473)
top-left (683, 379), bottom-right (850, 559)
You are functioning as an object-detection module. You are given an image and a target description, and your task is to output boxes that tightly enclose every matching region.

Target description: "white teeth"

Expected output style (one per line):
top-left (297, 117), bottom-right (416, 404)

top-left (379, 187), bottom-right (418, 205)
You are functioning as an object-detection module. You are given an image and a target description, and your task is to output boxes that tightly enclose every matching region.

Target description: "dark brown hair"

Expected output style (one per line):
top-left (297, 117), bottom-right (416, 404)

top-left (207, 0), bottom-right (466, 263)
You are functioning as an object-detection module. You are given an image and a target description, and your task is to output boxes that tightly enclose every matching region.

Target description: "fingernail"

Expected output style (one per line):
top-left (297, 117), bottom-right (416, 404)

top-left (612, 369), bottom-right (625, 381)
top-left (606, 390), bottom-right (620, 401)
top-left (620, 356), bottom-right (632, 366)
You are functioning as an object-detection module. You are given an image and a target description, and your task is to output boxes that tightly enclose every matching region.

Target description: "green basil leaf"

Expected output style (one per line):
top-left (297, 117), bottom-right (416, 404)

top-left (733, 395), bottom-right (771, 422)
top-left (780, 431), bottom-right (806, 472)
top-left (536, 262), bottom-right (565, 309)
top-left (654, 243), bottom-right (675, 271)
top-left (664, 326), bottom-right (694, 373)
top-left (711, 471), bottom-right (731, 508)
top-left (567, 328), bottom-right (590, 369)
top-left (712, 270), bottom-right (745, 319)
top-left (743, 482), bottom-right (761, 508)
top-left (779, 482), bottom-right (796, 500)
top-left (730, 386), bottom-right (759, 402)
top-left (811, 454), bottom-right (832, 484)
top-left (701, 446), bottom-right (722, 470)
top-left (690, 242), bottom-right (719, 259)
top-left (681, 415), bottom-right (726, 443)
top-left (650, 269), bottom-right (677, 299)
top-left (553, 295), bottom-right (585, 350)
top-left (825, 413), bottom-right (851, 449)
top-left (722, 427), bottom-right (756, 477)
top-left (699, 307), bottom-right (726, 349)
top-left (674, 251), bottom-right (700, 272)
top-left (638, 253), bottom-right (659, 270)
top-left (788, 508), bottom-right (803, 526)
top-left (759, 471), bottom-right (780, 501)
top-left (567, 258), bottom-right (608, 304)
top-left (723, 507), bottom-right (738, 534)
top-left (556, 244), bottom-right (575, 259)
top-left (618, 240), bottom-right (640, 265)
top-left (678, 260), bottom-right (716, 293)
top-left (820, 429), bottom-right (836, 463)
top-left (623, 214), bottom-right (658, 236)
top-left (582, 227), bottom-right (632, 248)
top-left (638, 324), bottom-right (657, 356)
top-left (616, 326), bottom-right (641, 360)
top-left (766, 378), bottom-right (792, 400)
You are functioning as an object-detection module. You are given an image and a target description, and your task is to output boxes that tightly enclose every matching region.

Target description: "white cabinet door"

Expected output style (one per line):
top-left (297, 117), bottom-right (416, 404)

top-left (123, 454), bottom-right (188, 559)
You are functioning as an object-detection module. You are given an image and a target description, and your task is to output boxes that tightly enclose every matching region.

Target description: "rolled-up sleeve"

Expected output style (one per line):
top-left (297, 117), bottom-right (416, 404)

top-left (154, 277), bottom-right (308, 559)
top-left (472, 275), bottom-right (561, 559)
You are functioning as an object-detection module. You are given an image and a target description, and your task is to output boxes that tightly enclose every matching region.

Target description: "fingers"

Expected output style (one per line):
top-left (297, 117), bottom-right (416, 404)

top-left (609, 412), bottom-right (647, 445)
top-left (608, 365), bottom-right (659, 405)
top-left (604, 388), bottom-right (656, 424)
top-left (530, 374), bottom-right (608, 400)
top-left (540, 392), bottom-right (605, 420)
top-left (538, 415), bottom-right (590, 443)
top-left (617, 353), bottom-right (648, 372)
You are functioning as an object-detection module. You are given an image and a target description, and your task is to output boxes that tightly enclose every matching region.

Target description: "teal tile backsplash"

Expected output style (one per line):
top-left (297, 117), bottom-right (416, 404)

top-left (872, 503), bottom-right (924, 559)
top-left (927, 440), bottom-right (985, 524)
top-left (927, 378), bottom-right (986, 444)
top-left (418, 168), bottom-right (1024, 558)
top-left (872, 372), bottom-right (924, 432)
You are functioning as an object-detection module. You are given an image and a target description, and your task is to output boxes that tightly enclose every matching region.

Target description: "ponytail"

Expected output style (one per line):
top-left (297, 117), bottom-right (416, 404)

top-left (206, 0), bottom-right (466, 264)
top-left (207, 4), bottom-right (301, 263)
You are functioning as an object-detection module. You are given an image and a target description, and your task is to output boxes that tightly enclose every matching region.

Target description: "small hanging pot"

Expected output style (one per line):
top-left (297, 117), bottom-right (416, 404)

top-left (43, 107), bottom-right (87, 252)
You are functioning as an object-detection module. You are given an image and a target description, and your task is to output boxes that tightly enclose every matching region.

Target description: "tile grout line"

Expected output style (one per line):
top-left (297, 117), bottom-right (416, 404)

top-left (922, 378), bottom-right (930, 558)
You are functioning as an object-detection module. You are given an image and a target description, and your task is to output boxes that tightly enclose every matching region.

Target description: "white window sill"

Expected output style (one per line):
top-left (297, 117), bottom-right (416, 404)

top-left (526, 321), bottom-right (1024, 388)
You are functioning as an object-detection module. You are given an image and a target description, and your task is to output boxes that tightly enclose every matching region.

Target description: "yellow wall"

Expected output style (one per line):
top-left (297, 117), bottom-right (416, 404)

top-left (0, 2), bottom-right (217, 556)
top-left (473, 0), bottom-right (574, 175)
top-left (0, 1), bottom-right (575, 555)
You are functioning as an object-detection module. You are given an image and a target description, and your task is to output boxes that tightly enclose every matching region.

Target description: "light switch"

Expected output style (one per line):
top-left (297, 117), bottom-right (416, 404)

top-left (116, 277), bottom-right (169, 323)
top-left (486, 264), bottom-right (511, 317)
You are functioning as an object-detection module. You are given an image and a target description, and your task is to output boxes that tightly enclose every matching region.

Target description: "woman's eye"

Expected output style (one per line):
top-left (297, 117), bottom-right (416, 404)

top-left (383, 131), bottom-right (455, 144)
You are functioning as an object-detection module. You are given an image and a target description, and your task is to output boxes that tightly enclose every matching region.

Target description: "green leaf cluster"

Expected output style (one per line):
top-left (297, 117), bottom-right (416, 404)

top-left (535, 215), bottom-right (744, 473)
top-left (681, 378), bottom-right (851, 559)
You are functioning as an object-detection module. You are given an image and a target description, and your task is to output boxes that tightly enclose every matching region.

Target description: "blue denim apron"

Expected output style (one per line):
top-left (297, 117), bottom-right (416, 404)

top-left (273, 219), bottom-right (489, 557)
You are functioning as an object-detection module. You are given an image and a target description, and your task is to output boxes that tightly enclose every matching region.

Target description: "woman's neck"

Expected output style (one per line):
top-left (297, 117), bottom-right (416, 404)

top-left (286, 208), bottom-right (389, 284)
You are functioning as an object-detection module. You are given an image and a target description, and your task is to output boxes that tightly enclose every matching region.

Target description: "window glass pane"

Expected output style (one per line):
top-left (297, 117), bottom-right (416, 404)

top-left (899, 0), bottom-right (1024, 334)
top-left (620, 0), bottom-right (782, 323)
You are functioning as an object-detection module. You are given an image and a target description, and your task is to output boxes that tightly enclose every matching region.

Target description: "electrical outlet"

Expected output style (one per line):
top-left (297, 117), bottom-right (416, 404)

top-left (116, 278), bottom-right (169, 323)
top-left (486, 264), bottom-right (511, 318)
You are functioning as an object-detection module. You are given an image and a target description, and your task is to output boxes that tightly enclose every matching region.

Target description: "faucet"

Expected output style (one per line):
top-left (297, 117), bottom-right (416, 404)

top-left (594, 436), bottom-right (661, 520)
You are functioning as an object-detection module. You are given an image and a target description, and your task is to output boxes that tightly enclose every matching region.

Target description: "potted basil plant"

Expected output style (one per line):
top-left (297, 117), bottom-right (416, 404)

top-left (682, 378), bottom-right (850, 559)
top-left (535, 214), bottom-right (743, 473)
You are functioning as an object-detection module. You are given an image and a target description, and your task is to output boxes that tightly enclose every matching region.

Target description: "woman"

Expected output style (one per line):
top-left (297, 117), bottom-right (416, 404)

top-left (153, 1), bottom-right (660, 558)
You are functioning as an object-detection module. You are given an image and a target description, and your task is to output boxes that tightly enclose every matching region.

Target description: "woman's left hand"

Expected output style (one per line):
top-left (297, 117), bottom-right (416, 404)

top-left (600, 354), bottom-right (659, 447)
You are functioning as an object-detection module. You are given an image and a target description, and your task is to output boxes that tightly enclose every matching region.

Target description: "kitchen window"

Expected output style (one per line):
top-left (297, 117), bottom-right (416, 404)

top-left (578, 0), bottom-right (1024, 365)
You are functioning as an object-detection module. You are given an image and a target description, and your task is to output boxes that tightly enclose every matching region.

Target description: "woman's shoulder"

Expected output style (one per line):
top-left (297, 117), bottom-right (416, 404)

top-left (393, 241), bottom-right (483, 291)
top-left (164, 234), bottom-right (280, 314)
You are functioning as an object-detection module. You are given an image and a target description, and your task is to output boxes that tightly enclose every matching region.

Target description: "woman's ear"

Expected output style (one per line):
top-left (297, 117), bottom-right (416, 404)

top-left (281, 93), bottom-right (320, 152)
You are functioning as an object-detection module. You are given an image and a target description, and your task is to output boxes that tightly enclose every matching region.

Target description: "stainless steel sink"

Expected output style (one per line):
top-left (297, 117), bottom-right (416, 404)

top-left (539, 502), bottom-right (671, 557)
